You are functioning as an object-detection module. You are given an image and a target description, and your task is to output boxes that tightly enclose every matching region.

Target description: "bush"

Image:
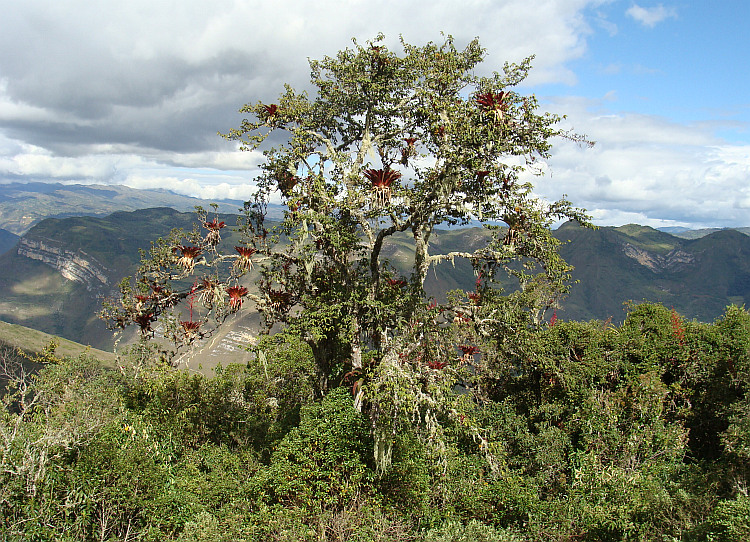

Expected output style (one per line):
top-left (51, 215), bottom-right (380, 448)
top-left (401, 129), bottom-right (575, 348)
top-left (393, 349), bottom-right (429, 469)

top-left (704, 496), bottom-right (750, 541)
top-left (263, 387), bottom-right (372, 510)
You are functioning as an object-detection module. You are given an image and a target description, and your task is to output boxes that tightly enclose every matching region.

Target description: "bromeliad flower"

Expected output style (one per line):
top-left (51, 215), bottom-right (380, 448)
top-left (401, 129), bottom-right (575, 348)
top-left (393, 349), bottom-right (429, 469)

top-left (134, 294), bottom-right (150, 310)
top-left (149, 283), bottom-right (166, 296)
top-left (467, 292), bottom-right (481, 305)
top-left (475, 91), bottom-right (509, 121)
top-left (203, 218), bottom-right (225, 231)
top-left (262, 103), bottom-right (278, 119)
top-left (268, 289), bottom-right (291, 310)
top-left (426, 359), bottom-right (449, 370)
top-left (364, 168), bottom-right (401, 207)
top-left (134, 312), bottom-right (155, 334)
top-left (180, 320), bottom-right (201, 336)
top-left (458, 345), bottom-right (480, 361)
top-left (202, 218), bottom-right (226, 245)
top-left (197, 277), bottom-right (221, 306)
top-left (174, 246), bottom-right (202, 271)
top-left (387, 278), bottom-right (407, 288)
top-left (226, 285), bottom-right (248, 311)
top-left (400, 137), bottom-right (418, 165)
top-left (277, 171), bottom-right (298, 194)
top-left (234, 246), bottom-right (257, 272)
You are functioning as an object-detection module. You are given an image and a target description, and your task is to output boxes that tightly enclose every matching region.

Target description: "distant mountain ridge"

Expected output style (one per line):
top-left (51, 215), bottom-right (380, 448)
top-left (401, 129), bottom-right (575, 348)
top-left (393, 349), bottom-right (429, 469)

top-left (555, 222), bottom-right (750, 322)
top-left (658, 225), bottom-right (750, 239)
top-left (0, 182), bottom-right (250, 235)
top-left (0, 209), bottom-right (748, 366)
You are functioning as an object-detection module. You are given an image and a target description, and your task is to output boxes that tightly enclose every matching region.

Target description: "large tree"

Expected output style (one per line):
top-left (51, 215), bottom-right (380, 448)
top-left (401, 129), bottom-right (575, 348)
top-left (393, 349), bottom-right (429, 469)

top-left (105, 34), bottom-right (589, 466)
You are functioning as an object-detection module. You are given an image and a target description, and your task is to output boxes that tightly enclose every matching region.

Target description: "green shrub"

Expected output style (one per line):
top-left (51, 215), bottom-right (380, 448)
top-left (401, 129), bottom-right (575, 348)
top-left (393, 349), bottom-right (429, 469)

top-left (704, 496), bottom-right (750, 541)
top-left (263, 387), bottom-right (372, 510)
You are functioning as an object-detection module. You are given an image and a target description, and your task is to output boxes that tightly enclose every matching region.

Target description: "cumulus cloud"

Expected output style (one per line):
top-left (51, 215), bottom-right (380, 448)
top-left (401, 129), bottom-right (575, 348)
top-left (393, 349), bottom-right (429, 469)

top-left (626, 4), bottom-right (677, 28)
top-left (535, 96), bottom-right (750, 228)
top-left (0, 0), bottom-right (601, 156)
top-left (0, 0), bottom-right (747, 228)
top-left (122, 173), bottom-right (258, 201)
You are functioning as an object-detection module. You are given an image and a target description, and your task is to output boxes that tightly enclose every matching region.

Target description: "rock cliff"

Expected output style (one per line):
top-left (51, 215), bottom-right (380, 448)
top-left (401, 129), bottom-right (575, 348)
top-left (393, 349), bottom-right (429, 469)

top-left (16, 238), bottom-right (111, 290)
top-left (622, 243), bottom-right (695, 273)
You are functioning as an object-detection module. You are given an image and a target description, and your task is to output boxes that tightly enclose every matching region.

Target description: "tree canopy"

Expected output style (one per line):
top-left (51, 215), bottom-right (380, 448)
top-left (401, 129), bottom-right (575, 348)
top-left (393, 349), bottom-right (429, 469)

top-left (104, 34), bottom-right (590, 468)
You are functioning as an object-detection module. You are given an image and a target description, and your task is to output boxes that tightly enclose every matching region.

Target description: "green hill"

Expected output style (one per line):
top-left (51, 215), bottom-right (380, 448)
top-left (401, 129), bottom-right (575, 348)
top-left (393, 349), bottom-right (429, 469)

top-left (556, 222), bottom-right (750, 322)
top-left (0, 319), bottom-right (115, 362)
top-left (0, 182), bottom-right (246, 235)
top-left (0, 209), bottom-right (748, 363)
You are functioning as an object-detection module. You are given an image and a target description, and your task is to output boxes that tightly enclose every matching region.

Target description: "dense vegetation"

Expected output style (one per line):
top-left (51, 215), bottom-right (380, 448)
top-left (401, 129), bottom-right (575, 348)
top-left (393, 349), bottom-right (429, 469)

top-left (2, 302), bottom-right (750, 540)
top-left (3, 35), bottom-right (750, 540)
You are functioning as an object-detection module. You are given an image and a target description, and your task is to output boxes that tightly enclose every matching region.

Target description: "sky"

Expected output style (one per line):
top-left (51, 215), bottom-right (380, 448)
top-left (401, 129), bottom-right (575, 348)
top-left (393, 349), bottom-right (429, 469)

top-left (0, 0), bottom-right (748, 229)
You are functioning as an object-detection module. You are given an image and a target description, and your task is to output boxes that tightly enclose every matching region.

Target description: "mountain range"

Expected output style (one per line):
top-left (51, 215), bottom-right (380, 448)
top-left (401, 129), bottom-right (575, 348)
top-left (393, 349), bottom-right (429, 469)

top-left (0, 183), bottom-right (750, 365)
top-left (0, 182), bottom-right (249, 236)
top-left (0, 185), bottom-right (748, 368)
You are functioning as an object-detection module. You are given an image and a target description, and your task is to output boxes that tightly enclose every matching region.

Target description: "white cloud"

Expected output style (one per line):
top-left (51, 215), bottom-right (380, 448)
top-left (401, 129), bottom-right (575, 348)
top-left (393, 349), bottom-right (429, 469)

top-left (122, 173), bottom-right (258, 201)
top-left (1, 0), bottom-right (747, 229)
top-left (626, 4), bottom-right (677, 28)
top-left (535, 96), bottom-right (750, 228)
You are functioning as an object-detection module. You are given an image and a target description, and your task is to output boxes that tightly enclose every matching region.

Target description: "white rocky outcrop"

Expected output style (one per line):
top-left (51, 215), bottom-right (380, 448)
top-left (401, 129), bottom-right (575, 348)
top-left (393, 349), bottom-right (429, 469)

top-left (17, 238), bottom-right (110, 290)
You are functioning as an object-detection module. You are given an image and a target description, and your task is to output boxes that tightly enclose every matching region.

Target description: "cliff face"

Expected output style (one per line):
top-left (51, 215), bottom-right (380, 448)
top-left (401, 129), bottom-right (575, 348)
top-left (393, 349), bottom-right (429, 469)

top-left (622, 243), bottom-right (695, 273)
top-left (16, 238), bottom-right (111, 291)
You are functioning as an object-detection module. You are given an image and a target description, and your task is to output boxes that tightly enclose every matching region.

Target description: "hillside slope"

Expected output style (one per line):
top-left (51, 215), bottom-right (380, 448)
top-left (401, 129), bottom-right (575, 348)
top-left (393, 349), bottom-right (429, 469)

top-left (0, 182), bottom-right (246, 235)
top-left (0, 210), bottom-right (748, 364)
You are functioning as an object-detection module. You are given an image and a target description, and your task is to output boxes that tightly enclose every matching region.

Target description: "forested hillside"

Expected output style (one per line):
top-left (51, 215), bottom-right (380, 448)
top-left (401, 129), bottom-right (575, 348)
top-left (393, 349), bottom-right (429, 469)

top-left (0, 209), bottom-right (748, 357)
top-left (3, 303), bottom-right (750, 540)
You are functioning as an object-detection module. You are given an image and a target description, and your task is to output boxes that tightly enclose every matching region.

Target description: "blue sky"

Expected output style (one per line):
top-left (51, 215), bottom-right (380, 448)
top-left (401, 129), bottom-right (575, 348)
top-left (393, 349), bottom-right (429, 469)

top-left (0, 0), bottom-right (748, 228)
top-left (553, 2), bottom-right (748, 138)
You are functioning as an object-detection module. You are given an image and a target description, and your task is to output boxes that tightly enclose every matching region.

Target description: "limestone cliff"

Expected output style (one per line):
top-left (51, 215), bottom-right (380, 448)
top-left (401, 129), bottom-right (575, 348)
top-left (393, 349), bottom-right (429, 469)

top-left (16, 238), bottom-right (111, 290)
top-left (622, 243), bottom-right (695, 273)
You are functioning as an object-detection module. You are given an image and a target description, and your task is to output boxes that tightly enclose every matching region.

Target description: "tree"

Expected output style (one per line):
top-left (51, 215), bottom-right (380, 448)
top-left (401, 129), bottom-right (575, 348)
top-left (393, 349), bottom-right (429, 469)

top-left (104, 34), bottom-right (589, 467)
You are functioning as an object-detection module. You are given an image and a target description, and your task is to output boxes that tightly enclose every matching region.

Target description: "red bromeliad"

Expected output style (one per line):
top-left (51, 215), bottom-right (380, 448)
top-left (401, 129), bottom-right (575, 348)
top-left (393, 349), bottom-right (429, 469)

top-left (226, 285), bottom-right (248, 311)
top-left (202, 218), bottom-right (226, 245)
top-left (364, 168), bottom-right (401, 207)
top-left (134, 294), bottom-right (150, 310)
top-left (277, 171), bottom-right (298, 194)
top-left (197, 277), bottom-right (220, 306)
top-left (174, 246), bottom-right (202, 271)
top-left (133, 312), bottom-right (155, 333)
top-left (180, 320), bottom-right (201, 335)
top-left (234, 246), bottom-right (257, 272)
top-left (387, 278), bottom-right (407, 288)
top-left (458, 345), bottom-right (480, 359)
top-left (475, 91), bottom-right (509, 121)
top-left (268, 288), bottom-right (291, 310)
top-left (203, 218), bottom-right (225, 231)
top-left (426, 359), bottom-right (449, 370)
top-left (262, 103), bottom-right (278, 119)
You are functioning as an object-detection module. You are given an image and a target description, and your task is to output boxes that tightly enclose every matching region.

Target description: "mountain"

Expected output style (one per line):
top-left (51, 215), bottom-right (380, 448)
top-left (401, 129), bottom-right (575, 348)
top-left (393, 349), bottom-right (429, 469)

top-left (0, 182), bottom-right (248, 235)
top-left (657, 225), bottom-right (750, 239)
top-left (556, 222), bottom-right (750, 322)
top-left (0, 210), bottom-right (748, 368)
top-left (0, 207), bottom-right (262, 369)
top-left (0, 228), bottom-right (19, 255)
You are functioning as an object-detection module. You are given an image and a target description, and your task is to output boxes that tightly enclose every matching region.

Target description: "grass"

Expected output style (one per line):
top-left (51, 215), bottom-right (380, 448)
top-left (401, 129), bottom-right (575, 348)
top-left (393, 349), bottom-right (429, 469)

top-left (0, 319), bottom-right (116, 364)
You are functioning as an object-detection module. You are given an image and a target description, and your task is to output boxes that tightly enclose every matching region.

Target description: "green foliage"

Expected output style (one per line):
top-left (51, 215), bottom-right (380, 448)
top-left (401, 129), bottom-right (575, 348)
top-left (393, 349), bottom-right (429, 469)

top-left (421, 521), bottom-right (522, 542)
top-left (262, 387), bottom-right (372, 509)
top-left (5, 303), bottom-right (750, 539)
top-left (703, 495), bottom-right (750, 541)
